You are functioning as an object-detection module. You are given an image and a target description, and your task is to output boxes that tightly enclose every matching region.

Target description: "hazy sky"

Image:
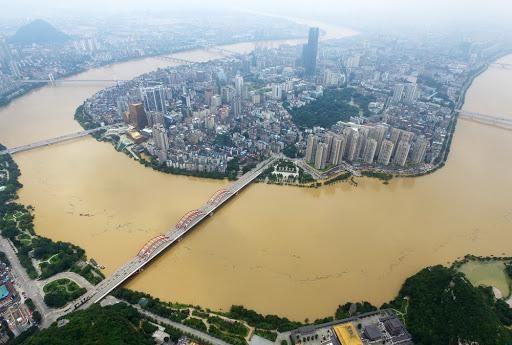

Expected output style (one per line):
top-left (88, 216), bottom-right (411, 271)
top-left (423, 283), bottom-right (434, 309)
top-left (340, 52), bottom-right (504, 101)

top-left (3, 0), bottom-right (512, 30)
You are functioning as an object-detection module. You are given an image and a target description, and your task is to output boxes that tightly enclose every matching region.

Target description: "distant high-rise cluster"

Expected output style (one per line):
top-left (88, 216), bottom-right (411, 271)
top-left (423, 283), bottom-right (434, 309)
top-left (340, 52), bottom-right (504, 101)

top-left (141, 86), bottom-right (167, 113)
top-left (391, 83), bottom-right (418, 104)
top-left (302, 27), bottom-right (319, 77)
top-left (305, 123), bottom-right (429, 170)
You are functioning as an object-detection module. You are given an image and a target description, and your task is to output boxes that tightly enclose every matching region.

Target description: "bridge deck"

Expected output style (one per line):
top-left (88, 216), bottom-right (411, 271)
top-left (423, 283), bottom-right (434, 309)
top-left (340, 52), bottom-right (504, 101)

top-left (457, 110), bottom-right (512, 130)
top-left (75, 157), bottom-right (274, 310)
top-left (0, 126), bottom-right (113, 156)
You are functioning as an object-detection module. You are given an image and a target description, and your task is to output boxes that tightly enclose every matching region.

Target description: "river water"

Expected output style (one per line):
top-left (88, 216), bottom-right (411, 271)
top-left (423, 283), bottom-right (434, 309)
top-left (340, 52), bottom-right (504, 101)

top-left (0, 25), bottom-right (511, 321)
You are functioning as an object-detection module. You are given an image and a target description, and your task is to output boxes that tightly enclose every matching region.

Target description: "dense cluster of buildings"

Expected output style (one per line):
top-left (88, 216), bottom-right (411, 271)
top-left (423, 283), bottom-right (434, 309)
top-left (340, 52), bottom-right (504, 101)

top-left (0, 15), bottom-right (305, 107)
top-left (0, 259), bottom-right (32, 340)
top-left (290, 309), bottom-right (413, 345)
top-left (82, 26), bottom-right (506, 178)
top-left (304, 124), bottom-right (429, 171)
top-left (84, 40), bottom-right (317, 174)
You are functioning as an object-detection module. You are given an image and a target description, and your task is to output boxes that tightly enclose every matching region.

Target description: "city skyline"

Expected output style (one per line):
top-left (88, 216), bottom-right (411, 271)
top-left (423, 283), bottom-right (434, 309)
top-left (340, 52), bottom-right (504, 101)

top-left (0, 2), bottom-right (511, 345)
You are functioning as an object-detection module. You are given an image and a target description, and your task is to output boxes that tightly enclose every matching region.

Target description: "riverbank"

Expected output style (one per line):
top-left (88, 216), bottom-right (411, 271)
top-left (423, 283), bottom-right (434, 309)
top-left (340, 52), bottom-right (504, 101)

top-left (2, 17), bottom-right (512, 322)
top-left (0, 33), bottom-right (308, 113)
top-left (0, 143), bottom-right (105, 330)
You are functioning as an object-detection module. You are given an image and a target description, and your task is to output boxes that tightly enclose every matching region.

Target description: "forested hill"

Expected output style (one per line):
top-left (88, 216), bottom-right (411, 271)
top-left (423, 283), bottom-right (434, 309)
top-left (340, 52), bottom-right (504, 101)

top-left (13, 304), bottom-right (154, 345)
top-left (384, 265), bottom-right (512, 345)
top-left (9, 19), bottom-right (71, 45)
top-left (287, 88), bottom-right (375, 129)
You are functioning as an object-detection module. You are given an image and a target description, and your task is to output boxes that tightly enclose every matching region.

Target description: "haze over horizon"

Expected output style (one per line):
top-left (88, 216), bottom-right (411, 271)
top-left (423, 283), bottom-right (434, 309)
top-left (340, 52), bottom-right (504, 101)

top-left (2, 0), bottom-right (512, 31)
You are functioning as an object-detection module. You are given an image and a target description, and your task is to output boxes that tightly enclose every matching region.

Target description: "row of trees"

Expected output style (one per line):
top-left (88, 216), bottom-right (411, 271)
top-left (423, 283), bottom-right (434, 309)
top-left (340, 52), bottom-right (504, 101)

top-left (383, 265), bottom-right (512, 345)
top-left (12, 304), bottom-right (154, 345)
top-left (0, 143), bottom-right (103, 284)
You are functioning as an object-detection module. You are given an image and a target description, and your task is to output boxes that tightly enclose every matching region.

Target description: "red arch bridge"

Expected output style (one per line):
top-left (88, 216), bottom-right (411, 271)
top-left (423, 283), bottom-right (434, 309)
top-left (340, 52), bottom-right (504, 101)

top-left (72, 157), bottom-right (275, 312)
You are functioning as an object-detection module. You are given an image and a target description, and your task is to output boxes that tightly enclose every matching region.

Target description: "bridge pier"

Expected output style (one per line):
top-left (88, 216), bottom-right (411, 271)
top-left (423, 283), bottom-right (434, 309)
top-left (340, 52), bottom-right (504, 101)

top-left (74, 158), bottom-right (275, 311)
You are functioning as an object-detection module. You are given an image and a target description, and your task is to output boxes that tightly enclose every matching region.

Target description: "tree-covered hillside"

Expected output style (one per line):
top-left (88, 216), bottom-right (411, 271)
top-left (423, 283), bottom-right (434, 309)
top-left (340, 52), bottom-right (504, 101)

top-left (14, 304), bottom-right (154, 345)
top-left (9, 19), bottom-right (71, 45)
top-left (384, 265), bottom-right (512, 345)
top-left (287, 88), bottom-right (374, 129)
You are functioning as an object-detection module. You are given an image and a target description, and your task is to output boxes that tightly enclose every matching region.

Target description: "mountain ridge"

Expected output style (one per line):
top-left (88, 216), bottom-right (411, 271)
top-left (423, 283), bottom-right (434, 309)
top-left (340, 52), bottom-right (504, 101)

top-left (9, 19), bottom-right (71, 45)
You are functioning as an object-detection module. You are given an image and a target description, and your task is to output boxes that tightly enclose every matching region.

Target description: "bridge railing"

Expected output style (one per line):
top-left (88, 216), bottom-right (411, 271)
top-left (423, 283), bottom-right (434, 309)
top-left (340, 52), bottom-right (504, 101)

top-left (78, 157), bottom-right (276, 309)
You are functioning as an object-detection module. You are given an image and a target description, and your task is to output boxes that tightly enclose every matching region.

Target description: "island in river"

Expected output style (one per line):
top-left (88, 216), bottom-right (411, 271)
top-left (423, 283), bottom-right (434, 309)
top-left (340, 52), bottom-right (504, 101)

top-left (0, 23), bottom-right (511, 322)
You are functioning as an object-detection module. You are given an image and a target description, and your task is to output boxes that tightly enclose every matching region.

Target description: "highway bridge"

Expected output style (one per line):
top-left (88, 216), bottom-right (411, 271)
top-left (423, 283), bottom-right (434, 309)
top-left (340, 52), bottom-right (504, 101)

top-left (19, 79), bottom-right (127, 84)
top-left (73, 157), bottom-right (275, 310)
top-left (491, 62), bottom-right (512, 69)
top-left (200, 44), bottom-right (240, 56)
top-left (457, 110), bottom-right (512, 130)
top-left (0, 126), bottom-right (113, 156)
top-left (156, 56), bottom-right (198, 65)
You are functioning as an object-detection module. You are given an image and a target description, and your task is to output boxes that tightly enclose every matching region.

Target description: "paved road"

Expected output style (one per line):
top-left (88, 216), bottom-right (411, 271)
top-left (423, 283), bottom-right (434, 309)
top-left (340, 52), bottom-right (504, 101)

top-left (0, 237), bottom-right (51, 326)
top-left (36, 271), bottom-right (95, 293)
top-left (76, 158), bottom-right (275, 311)
top-left (0, 237), bottom-right (101, 328)
top-left (131, 303), bottom-right (231, 345)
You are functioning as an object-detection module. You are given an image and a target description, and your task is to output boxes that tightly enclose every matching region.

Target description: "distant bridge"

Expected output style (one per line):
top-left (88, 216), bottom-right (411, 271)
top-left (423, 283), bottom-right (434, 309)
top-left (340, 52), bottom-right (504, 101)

top-left (201, 44), bottom-right (240, 56)
top-left (73, 157), bottom-right (275, 310)
top-left (457, 110), bottom-right (512, 130)
top-left (491, 62), bottom-right (512, 69)
top-left (156, 56), bottom-right (198, 65)
top-left (19, 79), bottom-right (127, 85)
top-left (0, 126), bottom-right (113, 156)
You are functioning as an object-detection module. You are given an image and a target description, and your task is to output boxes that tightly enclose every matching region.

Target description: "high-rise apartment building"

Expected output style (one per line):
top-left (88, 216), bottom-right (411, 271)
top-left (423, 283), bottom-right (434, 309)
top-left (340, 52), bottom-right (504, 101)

top-left (391, 84), bottom-right (405, 104)
top-left (393, 140), bottom-right (411, 166)
top-left (377, 139), bottom-right (394, 165)
top-left (404, 83), bottom-right (418, 103)
top-left (271, 83), bottom-right (283, 100)
top-left (302, 27), bottom-right (319, 77)
top-left (153, 123), bottom-right (169, 152)
top-left (234, 75), bottom-right (244, 97)
top-left (345, 130), bottom-right (359, 162)
top-left (141, 86), bottom-right (166, 113)
top-left (314, 142), bottom-right (328, 170)
top-left (330, 136), bottom-right (346, 166)
top-left (410, 136), bottom-right (428, 164)
top-left (362, 138), bottom-right (378, 164)
top-left (305, 134), bottom-right (318, 163)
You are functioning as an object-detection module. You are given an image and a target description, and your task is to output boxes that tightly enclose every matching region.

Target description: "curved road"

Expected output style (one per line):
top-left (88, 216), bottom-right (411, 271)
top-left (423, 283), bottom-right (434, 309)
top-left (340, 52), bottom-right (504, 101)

top-left (36, 271), bottom-right (95, 293)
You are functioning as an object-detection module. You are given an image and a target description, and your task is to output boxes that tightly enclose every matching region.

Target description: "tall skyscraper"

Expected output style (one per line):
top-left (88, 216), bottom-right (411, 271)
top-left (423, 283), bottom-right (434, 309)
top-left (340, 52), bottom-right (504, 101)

top-left (324, 132), bottom-right (335, 162)
top-left (410, 136), bottom-right (428, 164)
top-left (377, 139), bottom-right (394, 166)
top-left (404, 83), bottom-right (418, 103)
top-left (302, 27), bottom-right (319, 77)
top-left (221, 86), bottom-right (235, 104)
top-left (127, 103), bottom-right (148, 130)
top-left (345, 130), bottom-right (359, 162)
top-left (362, 138), bottom-right (378, 164)
top-left (116, 97), bottom-right (129, 119)
top-left (152, 123), bottom-right (169, 152)
top-left (271, 83), bottom-right (283, 100)
top-left (393, 140), bottom-right (411, 166)
top-left (314, 143), bottom-right (328, 170)
top-left (330, 135), bottom-right (346, 166)
top-left (231, 97), bottom-right (242, 117)
top-left (141, 86), bottom-right (166, 113)
top-left (369, 124), bottom-right (387, 154)
top-left (234, 75), bottom-right (244, 97)
top-left (391, 84), bottom-right (405, 104)
top-left (305, 134), bottom-right (318, 164)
